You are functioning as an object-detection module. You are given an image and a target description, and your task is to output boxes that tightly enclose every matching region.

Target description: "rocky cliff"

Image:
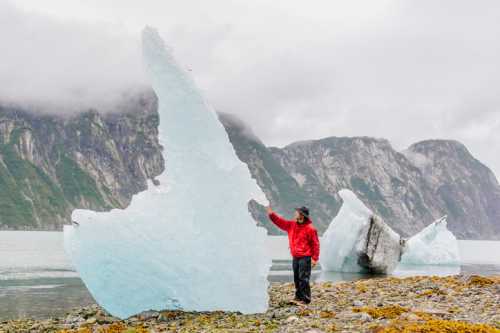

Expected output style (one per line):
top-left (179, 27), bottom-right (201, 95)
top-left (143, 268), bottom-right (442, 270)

top-left (220, 114), bottom-right (500, 240)
top-left (0, 90), bottom-right (163, 230)
top-left (403, 140), bottom-right (500, 238)
top-left (219, 113), bottom-right (340, 234)
top-left (268, 137), bottom-right (438, 237)
top-left (1, 95), bottom-right (498, 239)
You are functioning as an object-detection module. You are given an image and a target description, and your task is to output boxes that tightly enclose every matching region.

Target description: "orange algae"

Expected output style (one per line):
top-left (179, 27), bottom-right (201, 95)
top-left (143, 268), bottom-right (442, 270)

top-left (353, 305), bottom-right (409, 319)
top-left (58, 324), bottom-right (150, 333)
top-left (378, 319), bottom-right (500, 333)
top-left (467, 275), bottom-right (495, 287)
top-left (319, 310), bottom-right (337, 319)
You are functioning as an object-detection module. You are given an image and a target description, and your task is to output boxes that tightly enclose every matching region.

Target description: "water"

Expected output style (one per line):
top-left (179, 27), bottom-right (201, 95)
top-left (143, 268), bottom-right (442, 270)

top-left (1, 231), bottom-right (499, 320)
top-left (0, 232), bottom-right (94, 320)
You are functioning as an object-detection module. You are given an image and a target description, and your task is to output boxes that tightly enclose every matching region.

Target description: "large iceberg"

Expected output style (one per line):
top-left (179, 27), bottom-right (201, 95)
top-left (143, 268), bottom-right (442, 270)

top-left (64, 27), bottom-right (271, 319)
top-left (320, 189), bottom-right (402, 274)
top-left (400, 216), bottom-right (460, 265)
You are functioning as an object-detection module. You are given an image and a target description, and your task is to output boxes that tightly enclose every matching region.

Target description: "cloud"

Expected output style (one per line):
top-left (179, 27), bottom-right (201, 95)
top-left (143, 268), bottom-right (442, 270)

top-left (4, 0), bottom-right (500, 177)
top-left (0, 1), bottom-right (147, 113)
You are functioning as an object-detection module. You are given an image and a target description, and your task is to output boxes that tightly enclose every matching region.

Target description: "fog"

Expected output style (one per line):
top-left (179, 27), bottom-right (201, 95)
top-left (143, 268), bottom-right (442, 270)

top-left (3, 0), bottom-right (500, 177)
top-left (0, 1), bottom-right (147, 113)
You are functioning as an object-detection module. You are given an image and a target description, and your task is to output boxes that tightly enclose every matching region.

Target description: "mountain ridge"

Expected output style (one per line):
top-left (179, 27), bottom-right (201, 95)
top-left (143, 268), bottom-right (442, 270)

top-left (0, 93), bottom-right (498, 239)
top-left (220, 114), bottom-right (500, 239)
top-left (0, 90), bottom-right (163, 230)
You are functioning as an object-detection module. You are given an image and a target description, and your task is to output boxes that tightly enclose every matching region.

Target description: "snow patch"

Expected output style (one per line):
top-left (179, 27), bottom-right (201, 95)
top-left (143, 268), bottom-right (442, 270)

top-left (291, 173), bottom-right (306, 187)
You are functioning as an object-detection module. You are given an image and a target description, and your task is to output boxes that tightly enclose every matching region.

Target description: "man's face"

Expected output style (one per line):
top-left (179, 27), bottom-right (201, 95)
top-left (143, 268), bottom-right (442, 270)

top-left (294, 211), bottom-right (304, 223)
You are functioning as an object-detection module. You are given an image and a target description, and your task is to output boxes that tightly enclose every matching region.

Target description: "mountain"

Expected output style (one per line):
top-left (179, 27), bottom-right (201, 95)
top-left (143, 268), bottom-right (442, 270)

top-left (219, 114), bottom-right (500, 240)
top-left (219, 113), bottom-right (340, 234)
top-left (403, 140), bottom-right (500, 238)
top-left (1, 92), bottom-right (499, 239)
top-left (0, 90), bottom-right (163, 230)
top-left (266, 137), bottom-right (438, 237)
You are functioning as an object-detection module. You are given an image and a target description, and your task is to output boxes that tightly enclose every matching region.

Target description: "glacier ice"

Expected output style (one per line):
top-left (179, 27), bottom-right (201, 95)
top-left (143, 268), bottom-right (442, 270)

top-left (320, 189), bottom-right (402, 274)
top-left (64, 26), bottom-right (271, 319)
top-left (320, 190), bottom-right (461, 274)
top-left (400, 216), bottom-right (460, 266)
top-left (320, 190), bottom-right (372, 273)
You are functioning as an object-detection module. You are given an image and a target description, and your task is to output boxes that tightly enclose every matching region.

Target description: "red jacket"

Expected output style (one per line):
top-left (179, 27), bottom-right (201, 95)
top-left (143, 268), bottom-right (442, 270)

top-left (269, 212), bottom-right (320, 261)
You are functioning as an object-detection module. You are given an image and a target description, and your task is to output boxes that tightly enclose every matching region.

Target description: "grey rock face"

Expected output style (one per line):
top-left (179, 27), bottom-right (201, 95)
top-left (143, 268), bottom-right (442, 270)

top-left (1, 98), bottom-right (499, 239)
top-left (270, 137), bottom-right (440, 237)
top-left (403, 140), bottom-right (500, 239)
top-left (221, 114), bottom-right (500, 239)
top-left (219, 113), bottom-right (339, 233)
top-left (357, 216), bottom-right (402, 274)
top-left (0, 90), bottom-right (163, 230)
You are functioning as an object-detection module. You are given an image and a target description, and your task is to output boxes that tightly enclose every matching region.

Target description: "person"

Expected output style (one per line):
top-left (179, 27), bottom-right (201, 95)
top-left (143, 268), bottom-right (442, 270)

top-left (267, 206), bottom-right (320, 305)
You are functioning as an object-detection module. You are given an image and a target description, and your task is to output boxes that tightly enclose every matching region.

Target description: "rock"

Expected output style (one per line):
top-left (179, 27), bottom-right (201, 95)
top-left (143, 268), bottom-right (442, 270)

top-left (138, 310), bottom-right (160, 321)
top-left (29, 323), bottom-right (40, 330)
top-left (64, 315), bottom-right (83, 325)
top-left (412, 307), bottom-right (448, 316)
top-left (158, 313), bottom-right (171, 322)
top-left (285, 315), bottom-right (299, 323)
top-left (95, 315), bottom-right (116, 324)
top-left (84, 317), bottom-right (97, 325)
top-left (83, 310), bottom-right (96, 319)
top-left (353, 300), bottom-right (364, 307)
top-left (59, 323), bottom-right (75, 330)
top-left (350, 312), bottom-right (373, 322)
top-left (399, 312), bottom-right (420, 321)
top-left (357, 215), bottom-right (402, 274)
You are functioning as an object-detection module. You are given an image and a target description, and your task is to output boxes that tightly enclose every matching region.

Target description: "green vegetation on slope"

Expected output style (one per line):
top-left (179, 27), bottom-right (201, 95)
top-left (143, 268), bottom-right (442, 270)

top-left (0, 127), bottom-right (111, 229)
top-left (55, 153), bottom-right (108, 209)
top-left (0, 131), bottom-right (66, 228)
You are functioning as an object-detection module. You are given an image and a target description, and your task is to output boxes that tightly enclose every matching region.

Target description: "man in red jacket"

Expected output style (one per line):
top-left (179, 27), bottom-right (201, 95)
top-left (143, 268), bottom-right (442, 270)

top-left (267, 206), bottom-right (320, 305)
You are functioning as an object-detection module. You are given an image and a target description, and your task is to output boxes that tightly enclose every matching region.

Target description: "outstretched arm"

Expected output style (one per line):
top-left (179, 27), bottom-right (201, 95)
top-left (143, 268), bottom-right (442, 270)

top-left (267, 207), bottom-right (291, 232)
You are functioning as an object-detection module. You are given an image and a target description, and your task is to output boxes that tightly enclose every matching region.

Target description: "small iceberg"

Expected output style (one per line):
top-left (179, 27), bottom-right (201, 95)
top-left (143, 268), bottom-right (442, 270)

top-left (400, 216), bottom-right (461, 266)
top-left (320, 190), bottom-right (461, 274)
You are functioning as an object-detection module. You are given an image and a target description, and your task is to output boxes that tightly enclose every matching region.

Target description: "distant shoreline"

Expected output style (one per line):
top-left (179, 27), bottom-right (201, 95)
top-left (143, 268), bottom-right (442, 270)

top-left (1, 275), bottom-right (499, 332)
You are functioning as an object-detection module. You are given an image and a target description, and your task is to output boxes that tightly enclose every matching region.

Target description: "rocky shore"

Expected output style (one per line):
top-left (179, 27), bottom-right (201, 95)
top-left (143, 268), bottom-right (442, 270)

top-left (1, 275), bottom-right (499, 332)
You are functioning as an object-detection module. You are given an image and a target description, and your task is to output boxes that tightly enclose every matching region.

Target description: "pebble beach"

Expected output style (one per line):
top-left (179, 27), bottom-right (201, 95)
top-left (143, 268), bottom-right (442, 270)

top-left (1, 274), bottom-right (499, 333)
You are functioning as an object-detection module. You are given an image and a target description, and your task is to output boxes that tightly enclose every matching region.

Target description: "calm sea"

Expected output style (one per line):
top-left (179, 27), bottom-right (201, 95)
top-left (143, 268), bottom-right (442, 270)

top-left (1, 231), bottom-right (499, 320)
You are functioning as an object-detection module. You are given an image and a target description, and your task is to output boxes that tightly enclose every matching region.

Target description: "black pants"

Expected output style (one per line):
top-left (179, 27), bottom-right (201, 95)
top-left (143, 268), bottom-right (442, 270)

top-left (292, 256), bottom-right (311, 304)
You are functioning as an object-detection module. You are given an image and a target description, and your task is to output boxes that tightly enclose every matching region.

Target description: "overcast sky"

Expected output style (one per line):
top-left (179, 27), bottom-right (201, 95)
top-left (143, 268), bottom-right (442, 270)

top-left (3, 0), bottom-right (500, 177)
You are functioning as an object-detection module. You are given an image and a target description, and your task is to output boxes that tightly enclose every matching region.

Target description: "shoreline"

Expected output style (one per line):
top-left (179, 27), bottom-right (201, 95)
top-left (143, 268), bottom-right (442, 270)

top-left (1, 275), bottom-right (499, 332)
